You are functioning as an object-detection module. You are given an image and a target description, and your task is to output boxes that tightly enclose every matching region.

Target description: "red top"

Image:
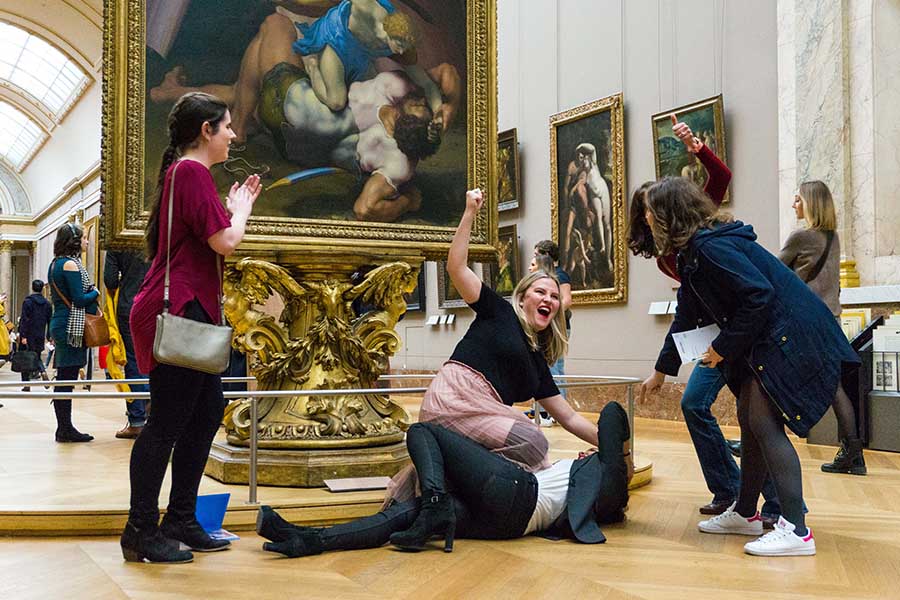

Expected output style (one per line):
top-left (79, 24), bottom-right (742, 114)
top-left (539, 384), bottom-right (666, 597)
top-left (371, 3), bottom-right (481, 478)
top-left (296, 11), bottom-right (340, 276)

top-left (656, 145), bottom-right (731, 281)
top-left (130, 159), bottom-right (231, 374)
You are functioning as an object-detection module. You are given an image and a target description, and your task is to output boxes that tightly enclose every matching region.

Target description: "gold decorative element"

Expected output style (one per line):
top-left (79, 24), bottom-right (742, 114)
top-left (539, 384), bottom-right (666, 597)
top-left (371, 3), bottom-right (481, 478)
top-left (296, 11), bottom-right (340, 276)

top-left (550, 93), bottom-right (628, 305)
top-left (222, 257), bottom-right (420, 449)
top-left (0, 240), bottom-right (13, 253)
top-left (840, 257), bottom-right (860, 288)
top-left (100, 0), bottom-right (498, 261)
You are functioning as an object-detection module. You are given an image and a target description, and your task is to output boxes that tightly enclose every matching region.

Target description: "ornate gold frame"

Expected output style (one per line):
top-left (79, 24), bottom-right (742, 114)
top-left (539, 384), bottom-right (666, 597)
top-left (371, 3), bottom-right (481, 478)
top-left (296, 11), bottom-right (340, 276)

top-left (497, 128), bottom-right (520, 211)
top-left (549, 93), bottom-right (627, 305)
top-left (651, 94), bottom-right (728, 203)
top-left (101, 0), bottom-right (498, 261)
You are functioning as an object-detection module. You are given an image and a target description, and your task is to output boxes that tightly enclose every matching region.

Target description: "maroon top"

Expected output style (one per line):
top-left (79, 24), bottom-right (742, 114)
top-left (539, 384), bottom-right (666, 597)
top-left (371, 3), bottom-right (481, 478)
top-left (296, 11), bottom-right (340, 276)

top-left (130, 159), bottom-right (231, 373)
top-left (656, 144), bottom-right (732, 281)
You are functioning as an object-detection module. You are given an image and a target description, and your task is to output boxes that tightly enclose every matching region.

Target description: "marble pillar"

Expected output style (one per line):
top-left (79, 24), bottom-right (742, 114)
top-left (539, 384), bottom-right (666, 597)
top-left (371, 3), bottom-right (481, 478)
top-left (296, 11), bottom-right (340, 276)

top-left (0, 240), bottom-right (12, 316)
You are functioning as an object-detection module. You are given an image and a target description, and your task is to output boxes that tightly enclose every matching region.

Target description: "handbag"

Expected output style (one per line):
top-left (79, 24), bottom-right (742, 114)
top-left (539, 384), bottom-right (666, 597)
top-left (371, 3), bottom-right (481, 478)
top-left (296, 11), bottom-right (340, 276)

top-left (50, 273), bottom-right (111, 348)
top-left (152, 161), bottom-right (233, 375)
top-left (11, 350), bottom-right (40, 373)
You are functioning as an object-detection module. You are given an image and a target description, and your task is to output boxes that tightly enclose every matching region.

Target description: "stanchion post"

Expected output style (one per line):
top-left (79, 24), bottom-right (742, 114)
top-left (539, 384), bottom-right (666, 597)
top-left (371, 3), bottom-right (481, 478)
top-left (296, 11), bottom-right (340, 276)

top-left (248, 396), bottom-right (258, 505)
top-left (627, 383), bottom-right (635, 454)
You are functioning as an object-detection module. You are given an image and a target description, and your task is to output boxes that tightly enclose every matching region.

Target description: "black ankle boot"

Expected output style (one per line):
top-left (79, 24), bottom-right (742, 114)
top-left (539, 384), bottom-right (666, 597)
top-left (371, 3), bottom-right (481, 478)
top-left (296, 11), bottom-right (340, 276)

top-left (256, 505), bottom-right (319, 542)
top-left (160, 513), bottom-right (231, 552)
top-left (389, 491), bottom-right (456, 552)
top-left (53, 400), bottom-right (93, 443)
top-left (120, 522), bottom-right (194, 563)
top-left (821, 437), bottom-right (867, 475)
top-left (262, 529), bottom-right (325, 558)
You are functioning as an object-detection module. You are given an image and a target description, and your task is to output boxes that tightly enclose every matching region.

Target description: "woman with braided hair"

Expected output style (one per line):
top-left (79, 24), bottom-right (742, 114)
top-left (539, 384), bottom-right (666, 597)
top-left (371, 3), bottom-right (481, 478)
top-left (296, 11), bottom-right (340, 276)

top-left (121, 92), bottom-right (261, 564)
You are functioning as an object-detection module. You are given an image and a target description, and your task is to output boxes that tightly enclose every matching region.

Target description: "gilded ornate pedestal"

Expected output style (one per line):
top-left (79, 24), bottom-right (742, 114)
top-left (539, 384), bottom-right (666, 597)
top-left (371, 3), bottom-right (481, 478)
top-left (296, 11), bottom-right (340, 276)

top-left (205, 250), bottom-right (423, 487)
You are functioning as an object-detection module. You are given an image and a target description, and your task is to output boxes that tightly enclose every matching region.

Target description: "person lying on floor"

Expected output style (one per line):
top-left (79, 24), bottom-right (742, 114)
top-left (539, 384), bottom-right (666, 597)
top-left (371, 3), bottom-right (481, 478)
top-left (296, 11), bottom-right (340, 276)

top-left (258, 402), bottom-right (633, 557)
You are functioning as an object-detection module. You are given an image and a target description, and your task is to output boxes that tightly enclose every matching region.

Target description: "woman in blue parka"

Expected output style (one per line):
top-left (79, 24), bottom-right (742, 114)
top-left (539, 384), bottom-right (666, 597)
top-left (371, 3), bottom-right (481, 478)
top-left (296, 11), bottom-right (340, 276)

top-left (640, 177), bottom-right (858, 557)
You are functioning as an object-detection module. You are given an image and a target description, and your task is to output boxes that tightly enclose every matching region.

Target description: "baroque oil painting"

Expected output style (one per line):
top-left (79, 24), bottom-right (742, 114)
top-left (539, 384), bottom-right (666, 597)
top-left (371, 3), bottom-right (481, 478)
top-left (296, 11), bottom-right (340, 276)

top-left (104, 0), bottom-right (497, 258)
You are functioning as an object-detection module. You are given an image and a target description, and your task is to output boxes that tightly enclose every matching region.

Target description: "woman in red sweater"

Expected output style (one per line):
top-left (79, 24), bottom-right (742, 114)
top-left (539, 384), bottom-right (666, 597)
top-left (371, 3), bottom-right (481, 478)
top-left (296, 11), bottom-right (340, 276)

top-left (628, 116), bottom-right (782, 524)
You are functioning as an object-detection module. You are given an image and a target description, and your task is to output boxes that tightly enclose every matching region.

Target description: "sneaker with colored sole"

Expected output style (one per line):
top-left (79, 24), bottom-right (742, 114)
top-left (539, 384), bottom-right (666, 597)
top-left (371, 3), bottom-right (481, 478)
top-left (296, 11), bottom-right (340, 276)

top-left (698, 502), bottom-right (764, 535)
top-left (743, 516), bottom-right (815, 556)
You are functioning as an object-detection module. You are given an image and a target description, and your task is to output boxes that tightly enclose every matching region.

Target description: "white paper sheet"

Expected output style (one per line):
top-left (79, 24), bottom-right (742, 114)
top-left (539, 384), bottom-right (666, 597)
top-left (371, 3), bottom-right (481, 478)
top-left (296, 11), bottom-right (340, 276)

top-left (672, 324), bottom-right (721, 364)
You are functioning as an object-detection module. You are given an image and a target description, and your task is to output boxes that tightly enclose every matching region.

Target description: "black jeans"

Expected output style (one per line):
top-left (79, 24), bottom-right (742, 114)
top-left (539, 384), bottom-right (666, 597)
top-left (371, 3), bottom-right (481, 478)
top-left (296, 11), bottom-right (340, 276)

top-left (317, 423), bottom-right (539, 551)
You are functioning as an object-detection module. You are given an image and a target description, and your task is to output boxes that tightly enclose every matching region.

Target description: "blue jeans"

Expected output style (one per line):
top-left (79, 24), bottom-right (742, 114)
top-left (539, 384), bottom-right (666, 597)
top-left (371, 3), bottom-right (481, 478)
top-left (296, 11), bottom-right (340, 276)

top-left (682, 364), bottom-right (781, 515)
top-left (123, 340), bottom-right (148, 427)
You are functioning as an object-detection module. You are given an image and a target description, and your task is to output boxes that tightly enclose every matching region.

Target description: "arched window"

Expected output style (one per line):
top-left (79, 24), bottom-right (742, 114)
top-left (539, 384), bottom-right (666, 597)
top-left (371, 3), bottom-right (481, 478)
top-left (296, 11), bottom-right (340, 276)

top-left (0, 21), bottom-right (89, 119)
top-left (0, 100), bottom-right (47, 170)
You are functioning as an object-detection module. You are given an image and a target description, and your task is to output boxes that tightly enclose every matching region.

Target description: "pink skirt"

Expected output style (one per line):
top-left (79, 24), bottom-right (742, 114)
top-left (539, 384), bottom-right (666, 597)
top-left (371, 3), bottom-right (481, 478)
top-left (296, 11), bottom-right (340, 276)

top-left (382, 361), bottom-right (550, 508)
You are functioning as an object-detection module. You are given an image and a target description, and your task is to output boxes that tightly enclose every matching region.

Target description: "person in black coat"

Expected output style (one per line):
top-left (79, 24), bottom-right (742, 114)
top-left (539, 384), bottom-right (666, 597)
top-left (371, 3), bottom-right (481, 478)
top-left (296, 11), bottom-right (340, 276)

top-left (639, 177), bottom-right (859, 557)
top-left (18, 280), bottom-right (53, 386)
top-left (256, 402), bottom-right (631, 557)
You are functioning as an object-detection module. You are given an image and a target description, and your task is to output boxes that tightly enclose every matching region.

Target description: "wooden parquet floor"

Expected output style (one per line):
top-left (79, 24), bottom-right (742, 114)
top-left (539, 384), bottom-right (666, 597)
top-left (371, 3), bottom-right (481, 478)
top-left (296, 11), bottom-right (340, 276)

top-left (2, 368), bottom-right (900, 598)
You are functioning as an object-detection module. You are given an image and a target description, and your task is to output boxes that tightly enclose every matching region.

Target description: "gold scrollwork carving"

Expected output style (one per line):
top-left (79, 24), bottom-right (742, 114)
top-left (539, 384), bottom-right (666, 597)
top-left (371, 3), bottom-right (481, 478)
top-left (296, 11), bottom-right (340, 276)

top-left (222, 258), bottom-right (418, 449)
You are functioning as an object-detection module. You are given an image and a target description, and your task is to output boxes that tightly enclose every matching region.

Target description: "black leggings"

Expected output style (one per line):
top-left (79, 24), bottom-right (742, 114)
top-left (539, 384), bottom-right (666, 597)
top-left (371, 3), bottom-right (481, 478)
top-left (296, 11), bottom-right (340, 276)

top-left (734, 377), bottom-right (806, 530)
top-left (316, 423), bottom-right (539, 551)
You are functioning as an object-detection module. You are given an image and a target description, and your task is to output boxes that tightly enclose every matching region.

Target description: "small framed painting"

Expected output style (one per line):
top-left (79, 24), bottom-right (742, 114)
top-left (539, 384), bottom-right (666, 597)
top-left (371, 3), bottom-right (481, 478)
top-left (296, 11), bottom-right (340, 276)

top-left (497, 128), bottom-right (521, 211)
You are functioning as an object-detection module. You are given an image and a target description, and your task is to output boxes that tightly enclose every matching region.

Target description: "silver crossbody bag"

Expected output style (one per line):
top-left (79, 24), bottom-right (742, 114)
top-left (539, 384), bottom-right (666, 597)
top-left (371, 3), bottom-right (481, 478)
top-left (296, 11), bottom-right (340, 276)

top-left (152, 161), bottom-right (233, 374)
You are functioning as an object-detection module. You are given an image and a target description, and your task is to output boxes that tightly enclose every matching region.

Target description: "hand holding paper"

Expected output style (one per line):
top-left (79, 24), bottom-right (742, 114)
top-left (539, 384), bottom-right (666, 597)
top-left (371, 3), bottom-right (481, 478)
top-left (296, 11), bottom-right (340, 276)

top-left (672, 324), bottom-right (721, 364)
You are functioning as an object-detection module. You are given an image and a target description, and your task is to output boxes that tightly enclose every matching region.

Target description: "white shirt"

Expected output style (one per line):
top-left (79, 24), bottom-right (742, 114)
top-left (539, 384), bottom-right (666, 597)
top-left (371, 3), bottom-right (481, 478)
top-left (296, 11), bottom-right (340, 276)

top-left (524, 459), bottom-right (574, 535)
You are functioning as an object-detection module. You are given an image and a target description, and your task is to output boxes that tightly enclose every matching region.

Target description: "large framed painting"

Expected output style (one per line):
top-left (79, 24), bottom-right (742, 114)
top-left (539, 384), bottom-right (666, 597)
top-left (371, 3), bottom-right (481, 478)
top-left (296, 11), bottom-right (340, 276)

top-left (436, 261), bottom-right (467, 309)
top-left (497, 128), bottom-right (520, 211)
top-left (651, 94), bottom-right (727, 202)
top-left (550, 93), bottom-right (627, 304)
top-left (102, 0), bottom-right (498, 261)
top-left (404, 267), bottom-right (426, 311)
top-left (485, 223), bottom-right (518, 297)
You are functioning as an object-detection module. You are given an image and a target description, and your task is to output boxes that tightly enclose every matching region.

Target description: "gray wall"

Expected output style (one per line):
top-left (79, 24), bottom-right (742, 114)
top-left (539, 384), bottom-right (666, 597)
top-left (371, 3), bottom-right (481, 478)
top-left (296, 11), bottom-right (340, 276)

top-left (396, 0), bottom-right (780, 382)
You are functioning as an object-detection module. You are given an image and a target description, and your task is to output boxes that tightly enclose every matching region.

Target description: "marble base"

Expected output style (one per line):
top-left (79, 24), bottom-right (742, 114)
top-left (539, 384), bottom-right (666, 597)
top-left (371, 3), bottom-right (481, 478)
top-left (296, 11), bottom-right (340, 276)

top-left (566, 383), bottom-right (738, 427)
top-left (205, 440), bottom-right (410, 487)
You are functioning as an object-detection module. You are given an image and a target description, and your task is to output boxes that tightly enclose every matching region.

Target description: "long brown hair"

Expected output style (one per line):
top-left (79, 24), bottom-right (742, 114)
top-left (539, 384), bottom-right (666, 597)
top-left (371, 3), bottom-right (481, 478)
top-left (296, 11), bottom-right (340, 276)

top-left (645, 177), bottom-right (732, 255)
top-left (145, 92), bottom-right (228, 259)
top-left (627, 181), bottom-right (655, 257)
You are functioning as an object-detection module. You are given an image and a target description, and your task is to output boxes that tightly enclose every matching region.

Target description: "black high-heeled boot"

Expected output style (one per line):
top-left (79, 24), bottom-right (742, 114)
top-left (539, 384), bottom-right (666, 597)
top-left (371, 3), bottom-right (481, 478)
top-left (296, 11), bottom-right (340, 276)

top-left (389, 491), bottom-right (456, 552)
top-left (262, 529), bottom-right (325, 558)
top-left (53, 400), bottom-right (93, 443)
top-left (120, 522), bottom-right (194, 563)
top-left (256, 505), bottom-right (320, 542)
top-left (160, 513), bottom-right (231, 552)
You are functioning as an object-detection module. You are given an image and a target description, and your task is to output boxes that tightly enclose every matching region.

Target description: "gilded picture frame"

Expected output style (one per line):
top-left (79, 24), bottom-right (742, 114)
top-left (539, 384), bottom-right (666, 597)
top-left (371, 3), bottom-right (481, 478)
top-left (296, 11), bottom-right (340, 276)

top-left (80, 216), bottom-right (102, 286)
top-left (550, 93), bottom-right (627, 305)
top-left (436, 261), bottom-right (467, 309)
top-left (101, 0), bottom-right (498, 261)
top-left (651, 94), bottom-right (727, 202)
top-left (497, 128), bottom-right (520, 211)
top-left (485, 223), bottom-right (518, 297)
top-left (404, 267), bottom-right (426, 312)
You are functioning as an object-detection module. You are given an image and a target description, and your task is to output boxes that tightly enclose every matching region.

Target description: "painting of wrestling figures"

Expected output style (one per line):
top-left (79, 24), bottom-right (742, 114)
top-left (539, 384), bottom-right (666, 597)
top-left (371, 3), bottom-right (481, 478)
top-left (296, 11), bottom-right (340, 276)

top-left (102, 0), bottom-right (498, 259)
top-left (550, 93), bottom-right (627, 304)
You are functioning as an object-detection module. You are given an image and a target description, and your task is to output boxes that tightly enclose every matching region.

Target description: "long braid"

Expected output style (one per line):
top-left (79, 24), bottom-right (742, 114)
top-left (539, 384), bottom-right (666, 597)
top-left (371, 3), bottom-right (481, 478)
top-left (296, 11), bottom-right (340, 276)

top-left (145, 143), bottom-right (179, 260)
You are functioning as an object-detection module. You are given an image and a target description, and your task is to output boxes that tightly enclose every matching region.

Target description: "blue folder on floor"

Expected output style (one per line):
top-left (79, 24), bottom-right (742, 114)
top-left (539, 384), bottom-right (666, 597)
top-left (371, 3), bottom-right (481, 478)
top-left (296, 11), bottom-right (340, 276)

top-left (195, 493), bottom-right (239, 541)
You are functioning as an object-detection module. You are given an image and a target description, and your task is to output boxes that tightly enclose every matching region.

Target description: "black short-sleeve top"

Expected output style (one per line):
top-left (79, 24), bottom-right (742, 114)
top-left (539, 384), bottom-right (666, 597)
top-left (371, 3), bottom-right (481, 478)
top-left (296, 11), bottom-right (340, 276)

top-left (448, 283), bottom-right (560, 405)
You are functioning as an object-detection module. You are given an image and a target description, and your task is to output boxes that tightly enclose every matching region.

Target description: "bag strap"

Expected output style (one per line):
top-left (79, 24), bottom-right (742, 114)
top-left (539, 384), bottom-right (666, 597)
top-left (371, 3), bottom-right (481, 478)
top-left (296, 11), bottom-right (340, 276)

top-left (805, 230), bottom-right (834, 283)
top-left (162, 161), bottom-right (226, 323)
top-left (50, 260), bottom-right (73, 310)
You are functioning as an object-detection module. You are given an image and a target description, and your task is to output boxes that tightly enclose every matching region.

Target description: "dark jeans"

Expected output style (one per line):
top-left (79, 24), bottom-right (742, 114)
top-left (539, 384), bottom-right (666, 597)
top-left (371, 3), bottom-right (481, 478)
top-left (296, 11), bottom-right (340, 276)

top-left (127, 361), bottom-right (224, 529)
top-left (120, 331), bottom-right (148, 427)
top-left (19, 343), bottom-right (46, 383)
top-left (682, 364), bottom-right (781, 516)
top-left (317, 423), bottom-right (539, 551)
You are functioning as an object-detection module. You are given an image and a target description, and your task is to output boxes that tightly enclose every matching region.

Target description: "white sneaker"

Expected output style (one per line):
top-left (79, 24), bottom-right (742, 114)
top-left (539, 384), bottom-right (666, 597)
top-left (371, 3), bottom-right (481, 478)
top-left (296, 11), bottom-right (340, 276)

top-left (539, 415), bottom-right (555, 427)
top-left (698, 502), bottom-right (764, 535)
top-left (743, 516), bottom-right (815, 556)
